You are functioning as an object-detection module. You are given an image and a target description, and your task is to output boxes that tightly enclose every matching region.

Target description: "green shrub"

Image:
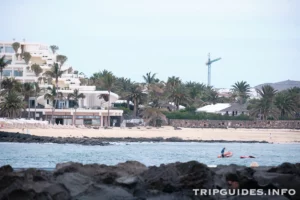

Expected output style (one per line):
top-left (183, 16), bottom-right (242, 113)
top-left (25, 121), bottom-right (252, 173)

top-left (116, 106), bottom-right (132, 115)
top-left (164, 111), bottom-right (251, 120)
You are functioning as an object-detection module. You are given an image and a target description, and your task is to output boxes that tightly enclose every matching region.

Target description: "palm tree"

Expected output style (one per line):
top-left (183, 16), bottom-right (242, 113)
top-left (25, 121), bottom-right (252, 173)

top-left (56, 55), bottom-right (68, 66)
top-left (73, 70), bottom-right (79, 78)
top-left (31, 64), bottom-right (43, 77)
top-left (142, 72), bottom-right (159, 105)
top-left (203, 86), bottom-right (219, 105)
top-left (143, 72), bottom-right (157, 86)
top-left (0, 77), bottom-right (22, 95)
top-left (44, 86), bottom-right (63, 123)
top-left (90, 70), bottom-right (112, 89)
top-left (98, 71), bottom-right (116, 127)
top-left (79, 72), bottom-right (86, 79)
top-left (0, 91), bottom-right (26, 119)
top-left (67, 89), bottom-right (85, 125)
top-left (50, 45), bottom-right (59, 54)
top-left (141, 107), bottom-right (167, 127)
top-left (147, 82), bottom-right (166, 108)
top-left (43, 63), bottom-right (63, 89)
top-left (166, 76), bottom-right (181, 90)
top-left (0, 55), bottom-right (9, 92)
top-left (67, 67), bottom-right (73, 74)
top-left (168, 85), bottom-right (191, 110)
top-left (32, 82), bottom-right (43, 120)
top-left (128, 84), bottom-right (145, 117)
top-left (79, 78), bottom-right (88, 86)
top-left (185, 82), bottom-right (206, 107)
top-left (288, 87), bottom-right (300, 107)
top-left (43, 63), bottom-right (66, 124)
top-left (275, 91), bottom-right (298, 118)
top-left (250, 85), bottom-right (279, 120)
top-left (23, 52), bottom-right (31, 64)
top-left (21, 83), bottom-right (36, 119)
top-left (231, 81), bottom-right (251, 104)
top-left (115, 77), bottom-right (135, 108)
top-left (12, 42), bottom-right (20, 59)
top-left (38, 77), bottom-right (43, 84)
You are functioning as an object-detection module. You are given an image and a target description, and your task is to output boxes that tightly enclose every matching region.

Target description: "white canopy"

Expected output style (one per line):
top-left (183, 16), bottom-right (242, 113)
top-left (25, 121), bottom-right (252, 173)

top-left (196, 103), bottom-right (231, 113)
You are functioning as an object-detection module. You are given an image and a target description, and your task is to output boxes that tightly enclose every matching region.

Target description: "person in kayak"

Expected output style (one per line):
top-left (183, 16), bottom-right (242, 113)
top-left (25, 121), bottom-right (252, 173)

top-left (221, 147), bottom-right (226, 158)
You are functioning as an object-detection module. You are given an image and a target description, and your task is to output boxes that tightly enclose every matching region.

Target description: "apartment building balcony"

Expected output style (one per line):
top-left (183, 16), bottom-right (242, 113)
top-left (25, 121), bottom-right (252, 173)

top-left (39, 84), bottom-right (53, 88)
top-left (25, 70), bottom-right (36, 77)
top-left (61, 74), bottom-right (78, 78)
top-left (29, 51), bottom-right (50, 57)
top-left (14, 77), bottom-right (37, 83)
top-left (69, 85), bottom-right (96, 91)
top-left (14, 60), bottom-right (26, 65)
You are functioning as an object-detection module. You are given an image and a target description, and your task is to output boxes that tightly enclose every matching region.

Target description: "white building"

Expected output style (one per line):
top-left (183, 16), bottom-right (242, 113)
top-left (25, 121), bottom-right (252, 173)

top-left (0, 41), bottom-right (123, 126)
top-left (196, 103), bottom-right (249, 116)
top-left (216, 88), bottom-right (259, 99)
top-left (196, 103), bottom-right (231, 114)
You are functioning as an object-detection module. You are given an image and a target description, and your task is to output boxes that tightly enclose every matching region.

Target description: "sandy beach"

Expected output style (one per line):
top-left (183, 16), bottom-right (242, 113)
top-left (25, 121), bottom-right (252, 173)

top-left (2, 126), bottom-right (300, 143)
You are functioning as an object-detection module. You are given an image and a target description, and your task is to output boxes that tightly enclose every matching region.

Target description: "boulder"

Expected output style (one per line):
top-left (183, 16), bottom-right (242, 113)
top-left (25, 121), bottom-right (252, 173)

top-left (142, 161), bottom-right (214, 193)
top-left (268, 163), bottom-right (300, 175)
top-left (253, 171), bottom-right (300, 200)
top-left (56, 172), bottom-right (92, 196)
top-left (116, 176), bottom-right (139, 186)
top-left (74, 184), bottom-right (136, 200)
top-left (0, 165), bottom-right (13, 175)
top-left (0, 161), bottom-right (299, 200)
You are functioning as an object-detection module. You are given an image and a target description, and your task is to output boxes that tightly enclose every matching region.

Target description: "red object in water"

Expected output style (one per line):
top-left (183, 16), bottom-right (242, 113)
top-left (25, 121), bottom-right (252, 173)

top-left (240, 156), bottom-right (255, 159)
top-left (218, 151), bottom-right (233, 158)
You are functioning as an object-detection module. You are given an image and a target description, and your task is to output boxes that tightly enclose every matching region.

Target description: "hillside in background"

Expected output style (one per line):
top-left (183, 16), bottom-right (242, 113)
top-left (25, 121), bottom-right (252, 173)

top-left (255, 80), bottom-right (300, 91)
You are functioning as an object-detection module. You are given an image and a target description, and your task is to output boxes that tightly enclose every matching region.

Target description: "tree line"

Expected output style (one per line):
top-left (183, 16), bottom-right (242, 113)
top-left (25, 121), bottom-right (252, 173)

top-left (1, 45), bottom-right (300, 125)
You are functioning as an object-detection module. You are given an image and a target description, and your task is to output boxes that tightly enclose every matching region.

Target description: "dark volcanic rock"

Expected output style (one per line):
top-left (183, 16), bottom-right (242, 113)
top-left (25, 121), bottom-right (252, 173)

top-left (268, 163), bottom-right (300, 175)
top-left (74, 184), bottom-right (137, 200)
top-left (1, 131), bottom-right (270, 145)
top-left (142, 161), bottom-right (214, 193)
top-left (0, 165), bottom-right (13, 175)
top-left (0, 131), bottom-right (110, 146)
top-left (0, 161), bottom-right (299, 200)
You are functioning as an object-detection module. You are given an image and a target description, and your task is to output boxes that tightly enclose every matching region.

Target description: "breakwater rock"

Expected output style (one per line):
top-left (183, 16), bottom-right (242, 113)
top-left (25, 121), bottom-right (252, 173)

top-left (0, 161), bottom-right (299, 200)
top-left (0, 131), bottom-right (110, 146)
top-left (0, 131), bottom-right (269, 145)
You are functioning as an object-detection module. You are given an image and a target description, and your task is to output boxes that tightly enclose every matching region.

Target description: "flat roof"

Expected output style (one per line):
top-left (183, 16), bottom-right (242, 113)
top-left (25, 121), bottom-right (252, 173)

top-left (26, 108), bottom-right (123, 116)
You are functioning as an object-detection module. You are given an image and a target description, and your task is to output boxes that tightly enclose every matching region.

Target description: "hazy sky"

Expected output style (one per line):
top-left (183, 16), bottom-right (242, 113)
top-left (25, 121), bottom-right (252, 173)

top-left (1, 0), bottom-right (299, 88)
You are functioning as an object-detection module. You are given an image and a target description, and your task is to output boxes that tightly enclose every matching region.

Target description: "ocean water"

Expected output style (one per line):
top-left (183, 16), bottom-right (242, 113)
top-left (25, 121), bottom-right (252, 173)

top-left (0, 142), bottom-right (299, 168)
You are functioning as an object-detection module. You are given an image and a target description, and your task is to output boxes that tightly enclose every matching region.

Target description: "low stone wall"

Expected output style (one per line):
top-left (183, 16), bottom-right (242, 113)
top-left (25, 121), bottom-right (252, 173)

top-left (169, 119), bottom-right (300, 129)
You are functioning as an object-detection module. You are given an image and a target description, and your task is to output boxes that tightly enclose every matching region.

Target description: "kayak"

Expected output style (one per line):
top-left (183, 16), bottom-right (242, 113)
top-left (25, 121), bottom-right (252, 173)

top-left (240, 156), bottom-right (255, 159)
top-left (218, 151), bottom-right (233, 158)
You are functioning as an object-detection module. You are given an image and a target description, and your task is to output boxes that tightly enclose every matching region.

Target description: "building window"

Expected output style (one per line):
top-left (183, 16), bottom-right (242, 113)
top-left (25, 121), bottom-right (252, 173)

top-left (69, 100), bottom-right (76, 108)
top-left (3, 70), bottom-right (12, 77)
top-left (14, 70), bottom-right (23, 77)
top-left (0, 46), bottom-right (3, 53)
top-left (83, 119), bottom-right (92, 125)
top-left (4, 46), bottom-right (14, 53)
top-left (76, 116), bottom-right (100, 119)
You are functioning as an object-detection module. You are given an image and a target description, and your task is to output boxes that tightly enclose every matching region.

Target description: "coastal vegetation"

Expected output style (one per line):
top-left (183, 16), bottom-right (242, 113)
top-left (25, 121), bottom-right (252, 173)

top-left (43, 54), bottom-right (68, 124)
top-left (67, 89), bottom-right (85, 125)
top-left (0, 55), bottom-right (9, 92)
top-left (0, 46), bottom-right (299, 124)
top-left (165, 110), bottom-right (251, 120)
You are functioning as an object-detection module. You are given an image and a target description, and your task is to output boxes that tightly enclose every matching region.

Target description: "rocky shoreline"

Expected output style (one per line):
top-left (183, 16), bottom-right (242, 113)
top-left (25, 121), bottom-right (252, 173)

top-left (0, 161), bottom-right (299, 200)
top-left (0, 131), bottom-right (269, 145)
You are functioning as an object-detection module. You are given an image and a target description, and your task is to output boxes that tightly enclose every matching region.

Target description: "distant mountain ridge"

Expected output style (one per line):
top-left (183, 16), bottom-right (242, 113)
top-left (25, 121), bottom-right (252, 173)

top-left (255, 80), bottom-right (300, 91)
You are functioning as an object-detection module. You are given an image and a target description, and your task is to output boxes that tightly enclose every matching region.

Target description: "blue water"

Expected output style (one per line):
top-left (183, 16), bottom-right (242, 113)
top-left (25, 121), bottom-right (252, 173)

top-left (0, 142), bottom-right (299, 168)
